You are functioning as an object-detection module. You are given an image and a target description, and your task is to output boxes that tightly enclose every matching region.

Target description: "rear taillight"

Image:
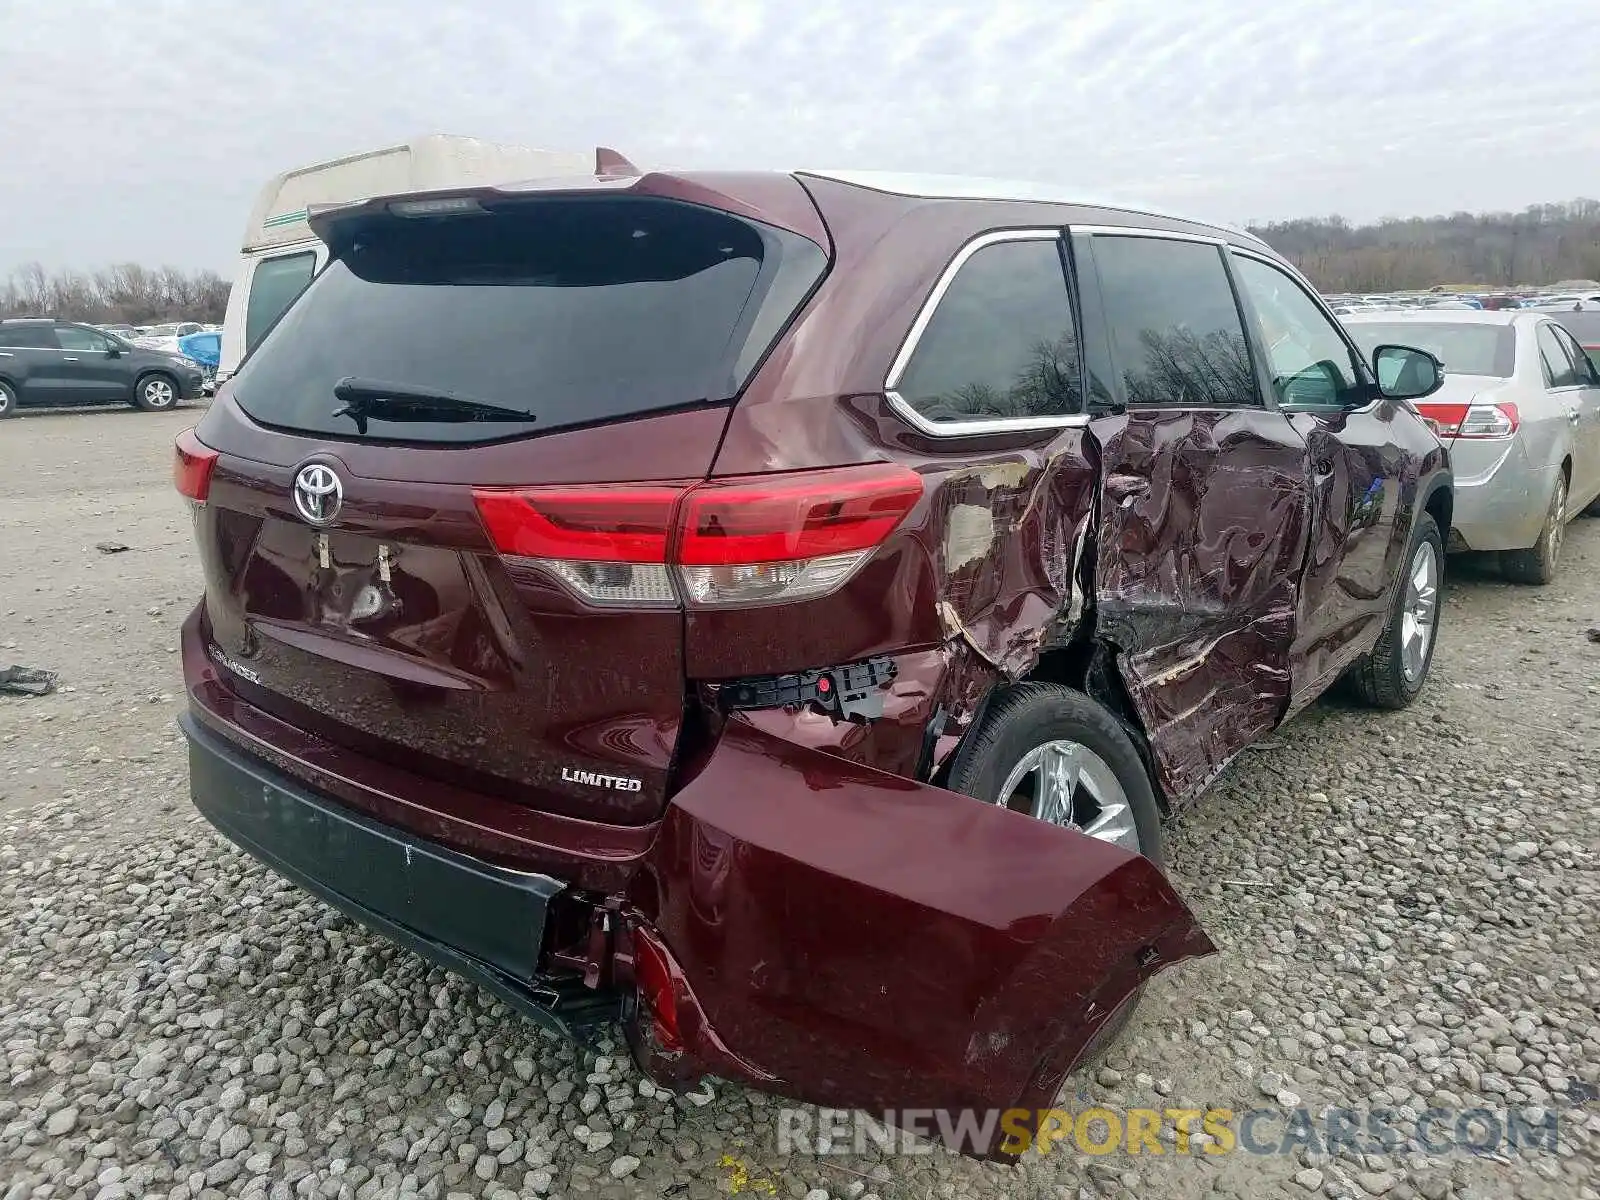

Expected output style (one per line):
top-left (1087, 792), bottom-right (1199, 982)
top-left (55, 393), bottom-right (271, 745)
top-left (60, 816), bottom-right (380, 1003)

top-left (1416, 401), bottom-right (1519, 439)
top-left (472, 464), bottom-right (923, 609)
top-left (173, 428), bottom-right (219, 502)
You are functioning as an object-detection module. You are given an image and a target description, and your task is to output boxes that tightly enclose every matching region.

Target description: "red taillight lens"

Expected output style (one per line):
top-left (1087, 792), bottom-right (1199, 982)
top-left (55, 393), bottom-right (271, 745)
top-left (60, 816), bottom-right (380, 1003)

top-left (676, 464), bottom-right (925, 565)
top-left (173, 428), bottom-right (219, 502)
top-left (471, 486), bottom-right (679, 562)
top-left (1416, 402), bottom-right (1468, 435)
top-left (1416, 401), bottom-right (1518, 439)
top-left (472, 464), bottom-right (924, 608)
top-left (629, 929), bottom-right (683, 1053)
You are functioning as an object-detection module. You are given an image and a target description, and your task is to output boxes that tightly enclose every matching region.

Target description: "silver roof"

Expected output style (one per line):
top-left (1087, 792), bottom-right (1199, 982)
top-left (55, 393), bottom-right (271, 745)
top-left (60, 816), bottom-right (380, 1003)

top-left (797, 170), bottom-right (1266, 244)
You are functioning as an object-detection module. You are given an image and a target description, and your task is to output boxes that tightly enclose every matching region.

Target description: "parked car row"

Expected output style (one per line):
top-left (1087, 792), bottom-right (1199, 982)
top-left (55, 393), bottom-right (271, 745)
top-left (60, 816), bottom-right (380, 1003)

top-left (1328, 286), bottom-right (1600, 315)
top-left (171, 164), bottom-right (1460, 1159)
top-left (0, 318), bottom-right (209, 416)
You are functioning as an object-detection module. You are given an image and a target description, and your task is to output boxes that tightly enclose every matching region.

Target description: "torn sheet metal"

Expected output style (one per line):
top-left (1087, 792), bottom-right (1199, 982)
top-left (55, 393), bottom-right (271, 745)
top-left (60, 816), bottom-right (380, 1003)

top-left (930, 447), bottom-right (1096, 679)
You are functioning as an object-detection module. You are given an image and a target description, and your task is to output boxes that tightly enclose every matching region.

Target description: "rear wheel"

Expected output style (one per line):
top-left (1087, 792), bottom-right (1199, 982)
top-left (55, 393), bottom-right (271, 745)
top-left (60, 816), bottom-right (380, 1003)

top-left (947, 683), bottom-right (1164, 1063)
top-left (1502, 473), bottom-right (1566, 585)
top-left (1347, 511), bottom-right (1443, 709)
top-left (0, 380), bottom-right (16, 419)
top-left (133, 373), bottom-right (179, 412)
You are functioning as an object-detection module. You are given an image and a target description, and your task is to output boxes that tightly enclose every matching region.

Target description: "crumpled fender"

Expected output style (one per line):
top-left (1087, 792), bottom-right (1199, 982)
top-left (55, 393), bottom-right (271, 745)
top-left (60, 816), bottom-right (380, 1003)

top-left (623, 716), bottom-right (1215, 1160)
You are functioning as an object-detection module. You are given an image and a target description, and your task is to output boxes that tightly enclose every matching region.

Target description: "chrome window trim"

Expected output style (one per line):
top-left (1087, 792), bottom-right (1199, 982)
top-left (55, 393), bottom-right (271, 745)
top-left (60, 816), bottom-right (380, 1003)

top-left (883, 228), bottom-right (1092, 437)
top-left (1072, 223), bottom-right (1229, 246)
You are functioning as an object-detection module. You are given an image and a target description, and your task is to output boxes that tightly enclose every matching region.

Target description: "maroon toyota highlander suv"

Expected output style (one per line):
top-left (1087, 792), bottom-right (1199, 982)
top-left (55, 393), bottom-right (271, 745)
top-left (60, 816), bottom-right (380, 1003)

top-left (173, 158), bottom-right (1451, 1158)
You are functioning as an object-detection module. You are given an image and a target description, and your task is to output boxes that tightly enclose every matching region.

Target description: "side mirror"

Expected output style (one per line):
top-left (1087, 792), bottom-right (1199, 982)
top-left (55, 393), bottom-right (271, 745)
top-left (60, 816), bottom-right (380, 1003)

top-left (105, 344), bottom-right (122, 358)
top-left (1372, 344), bottom-right (1443, 401)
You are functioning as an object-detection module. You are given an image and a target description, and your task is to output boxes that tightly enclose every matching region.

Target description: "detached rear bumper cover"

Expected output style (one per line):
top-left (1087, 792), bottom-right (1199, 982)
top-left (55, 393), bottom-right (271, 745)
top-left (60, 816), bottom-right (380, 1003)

top-left (625, 716), bottom-right (1215, 1158)
top-left (181, 697), bottom-right (1213, 1162)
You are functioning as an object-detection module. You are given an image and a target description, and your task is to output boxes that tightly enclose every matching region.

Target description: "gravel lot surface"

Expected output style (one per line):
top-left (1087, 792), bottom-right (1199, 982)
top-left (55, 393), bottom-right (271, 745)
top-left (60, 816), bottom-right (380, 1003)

top-left (2, 405), bottom-right (1597, 1200)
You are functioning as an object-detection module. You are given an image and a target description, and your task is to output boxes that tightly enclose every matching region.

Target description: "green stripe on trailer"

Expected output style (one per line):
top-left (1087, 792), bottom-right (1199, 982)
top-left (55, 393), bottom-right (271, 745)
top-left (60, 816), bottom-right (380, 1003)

top-left (262, 209), bottom-right (309, 228)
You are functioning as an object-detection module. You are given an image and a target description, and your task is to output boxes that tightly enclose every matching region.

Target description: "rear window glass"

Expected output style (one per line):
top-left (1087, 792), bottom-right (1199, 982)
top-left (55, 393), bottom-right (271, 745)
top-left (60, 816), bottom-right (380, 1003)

top-left (1344, 322), bottom-right (1515, 378)
top-left (230, 198), bottom-right (827, 444)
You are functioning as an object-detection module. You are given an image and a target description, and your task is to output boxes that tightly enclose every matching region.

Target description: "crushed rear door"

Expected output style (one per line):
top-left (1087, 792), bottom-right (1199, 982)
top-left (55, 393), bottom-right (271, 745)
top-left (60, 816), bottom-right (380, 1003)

top-left (627, 718), bottom-right (1214, 1159)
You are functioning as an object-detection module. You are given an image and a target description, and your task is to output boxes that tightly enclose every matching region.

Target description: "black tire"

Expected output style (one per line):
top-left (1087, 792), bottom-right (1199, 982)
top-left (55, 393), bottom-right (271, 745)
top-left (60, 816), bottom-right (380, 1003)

top-left (947, 682), bottom-right (1165, 1066)
top-left (1501, 473), bottom-right (1567, 585)
top-left (1347, 511), bottom-right (1444, 709)
top-left (0, 380), bottom-right (16, 419)
top-left (946, 682), bottom-right (1163, 863)
top-left (133, 372), bottom-right (180, 412)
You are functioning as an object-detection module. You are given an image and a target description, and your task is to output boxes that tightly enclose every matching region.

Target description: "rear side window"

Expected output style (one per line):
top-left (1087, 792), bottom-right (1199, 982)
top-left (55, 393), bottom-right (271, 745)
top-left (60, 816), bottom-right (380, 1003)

top-left (892, 237), bottom-right (1082, 424)
top-left (0, 325), bottom-right (57, 348)
top-left (1090, 235), bottom-right (1257, 408)
top-left (1537, 323), bottom-right (1580, 388)
top-left (244, 251), bottom-right (317, 354)
top-left (231, 198), bottom-right (827, 443)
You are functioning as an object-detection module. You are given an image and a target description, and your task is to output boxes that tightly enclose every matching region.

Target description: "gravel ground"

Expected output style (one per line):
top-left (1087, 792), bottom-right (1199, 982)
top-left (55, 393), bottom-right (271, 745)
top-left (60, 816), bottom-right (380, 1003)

top-left (2, 405), bottom-right (1597, 1200)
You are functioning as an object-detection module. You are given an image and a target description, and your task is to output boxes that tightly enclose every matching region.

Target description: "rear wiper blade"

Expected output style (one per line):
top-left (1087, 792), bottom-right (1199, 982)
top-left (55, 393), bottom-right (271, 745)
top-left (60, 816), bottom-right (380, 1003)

top-left (331, 377), bottom-right (537, 433)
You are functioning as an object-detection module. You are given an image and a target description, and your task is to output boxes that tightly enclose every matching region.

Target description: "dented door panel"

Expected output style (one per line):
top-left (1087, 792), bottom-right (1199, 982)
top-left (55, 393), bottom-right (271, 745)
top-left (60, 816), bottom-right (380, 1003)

top-left (1091, 409), bottom-right (1312, 804)
top-left (1286, 403), bottom-right (1428, 709)
top-left (627, 717), bottom-right (1214, 1157)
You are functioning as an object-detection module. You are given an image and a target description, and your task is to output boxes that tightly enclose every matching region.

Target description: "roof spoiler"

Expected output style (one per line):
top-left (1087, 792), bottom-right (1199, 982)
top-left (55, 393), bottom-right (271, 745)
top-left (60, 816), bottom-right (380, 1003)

top-left (595, 147), bottom-right (640, 178)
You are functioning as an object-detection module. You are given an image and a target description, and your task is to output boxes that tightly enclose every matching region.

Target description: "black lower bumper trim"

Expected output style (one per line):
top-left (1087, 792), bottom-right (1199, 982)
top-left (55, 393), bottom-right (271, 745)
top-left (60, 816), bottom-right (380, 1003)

top-left (179, 711), bottom-right (617, 1040)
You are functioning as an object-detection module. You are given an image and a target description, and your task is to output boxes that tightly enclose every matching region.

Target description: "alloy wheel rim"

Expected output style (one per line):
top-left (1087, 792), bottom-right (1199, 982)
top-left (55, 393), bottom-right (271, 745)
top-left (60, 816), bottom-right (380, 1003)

top-left (146, 380), bottom-right (174, 407)
top-left (1400, 539), bottom-right (1439, 683)
top-left (995, 739), bottom-right (1139, 851)
top-left (1547, 479), bottom-right (1566, 564)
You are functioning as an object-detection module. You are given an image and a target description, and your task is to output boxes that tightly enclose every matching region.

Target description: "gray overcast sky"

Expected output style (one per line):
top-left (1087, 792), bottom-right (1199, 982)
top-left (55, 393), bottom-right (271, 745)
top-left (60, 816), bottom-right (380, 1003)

top-left (2, 0), bottom-right (1596, 277)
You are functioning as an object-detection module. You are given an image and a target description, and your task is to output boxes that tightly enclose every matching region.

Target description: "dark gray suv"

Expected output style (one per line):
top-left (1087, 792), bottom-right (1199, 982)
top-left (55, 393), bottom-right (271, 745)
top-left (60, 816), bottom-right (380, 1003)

top-left (0, 319), bottom-right (207, 417)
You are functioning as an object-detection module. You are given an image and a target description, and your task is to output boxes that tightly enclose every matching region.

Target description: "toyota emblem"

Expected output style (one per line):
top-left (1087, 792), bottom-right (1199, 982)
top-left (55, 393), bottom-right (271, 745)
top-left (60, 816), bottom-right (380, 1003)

top-left (293, 463), bottom-right (343, 525)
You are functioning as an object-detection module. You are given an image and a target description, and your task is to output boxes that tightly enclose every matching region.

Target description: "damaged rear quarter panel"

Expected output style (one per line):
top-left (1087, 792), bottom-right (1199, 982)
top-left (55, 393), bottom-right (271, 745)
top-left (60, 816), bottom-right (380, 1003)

top-left (627, 717), bottom-right (1214, 1155)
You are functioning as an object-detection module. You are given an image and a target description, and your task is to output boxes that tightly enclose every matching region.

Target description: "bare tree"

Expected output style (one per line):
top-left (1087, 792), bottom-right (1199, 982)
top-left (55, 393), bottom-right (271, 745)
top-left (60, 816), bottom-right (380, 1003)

top-left (1253, 198), bottom-right (1600, 292)
top-left (0, 262), bottom-right (229, 324)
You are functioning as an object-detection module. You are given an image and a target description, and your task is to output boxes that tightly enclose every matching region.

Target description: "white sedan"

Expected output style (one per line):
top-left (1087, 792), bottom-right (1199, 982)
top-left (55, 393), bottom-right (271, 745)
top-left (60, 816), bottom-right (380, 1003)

top-left (1344, 310), bottom-right (1600, 584)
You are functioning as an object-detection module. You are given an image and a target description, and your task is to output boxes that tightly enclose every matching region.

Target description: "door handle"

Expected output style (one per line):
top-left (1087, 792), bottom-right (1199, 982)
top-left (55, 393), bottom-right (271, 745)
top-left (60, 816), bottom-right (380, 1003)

top-left (62, 356), bottom-right (79, 362)
top-left (1569, 408), bottom-right (1581, 425)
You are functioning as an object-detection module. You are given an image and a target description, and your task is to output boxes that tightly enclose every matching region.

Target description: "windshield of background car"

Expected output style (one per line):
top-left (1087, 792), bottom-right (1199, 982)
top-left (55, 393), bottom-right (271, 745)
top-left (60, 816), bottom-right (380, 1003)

top-left (229, 196), bottom-right (828, 444)
top-left (1345, 322), bottom-right (1515, 378)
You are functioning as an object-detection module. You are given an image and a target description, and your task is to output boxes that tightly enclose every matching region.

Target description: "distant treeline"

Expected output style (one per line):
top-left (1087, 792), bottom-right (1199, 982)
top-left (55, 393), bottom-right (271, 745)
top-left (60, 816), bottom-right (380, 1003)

top-left (6, 197), bottom-right (1600, 322)
top-left (0, 263), bottom-right (229, 325)
top-left (1252, 199), bottom-right (1600, 293)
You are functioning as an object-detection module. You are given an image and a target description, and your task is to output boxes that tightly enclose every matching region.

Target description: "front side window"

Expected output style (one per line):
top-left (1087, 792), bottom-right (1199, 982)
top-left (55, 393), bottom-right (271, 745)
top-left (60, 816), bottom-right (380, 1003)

top-left (55, 325), bottom-right (111, 352)
top-left (1091, 235), bottom-right (1257, 408)
top-left (1230, 255), bottom-right (1365, 409)
top-left (893, 237), bottom-right (1082, 424)
top-left (1537, 323), bottom-right (1580, 388)
top-left (244, 251), bottom-right (317, 354)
